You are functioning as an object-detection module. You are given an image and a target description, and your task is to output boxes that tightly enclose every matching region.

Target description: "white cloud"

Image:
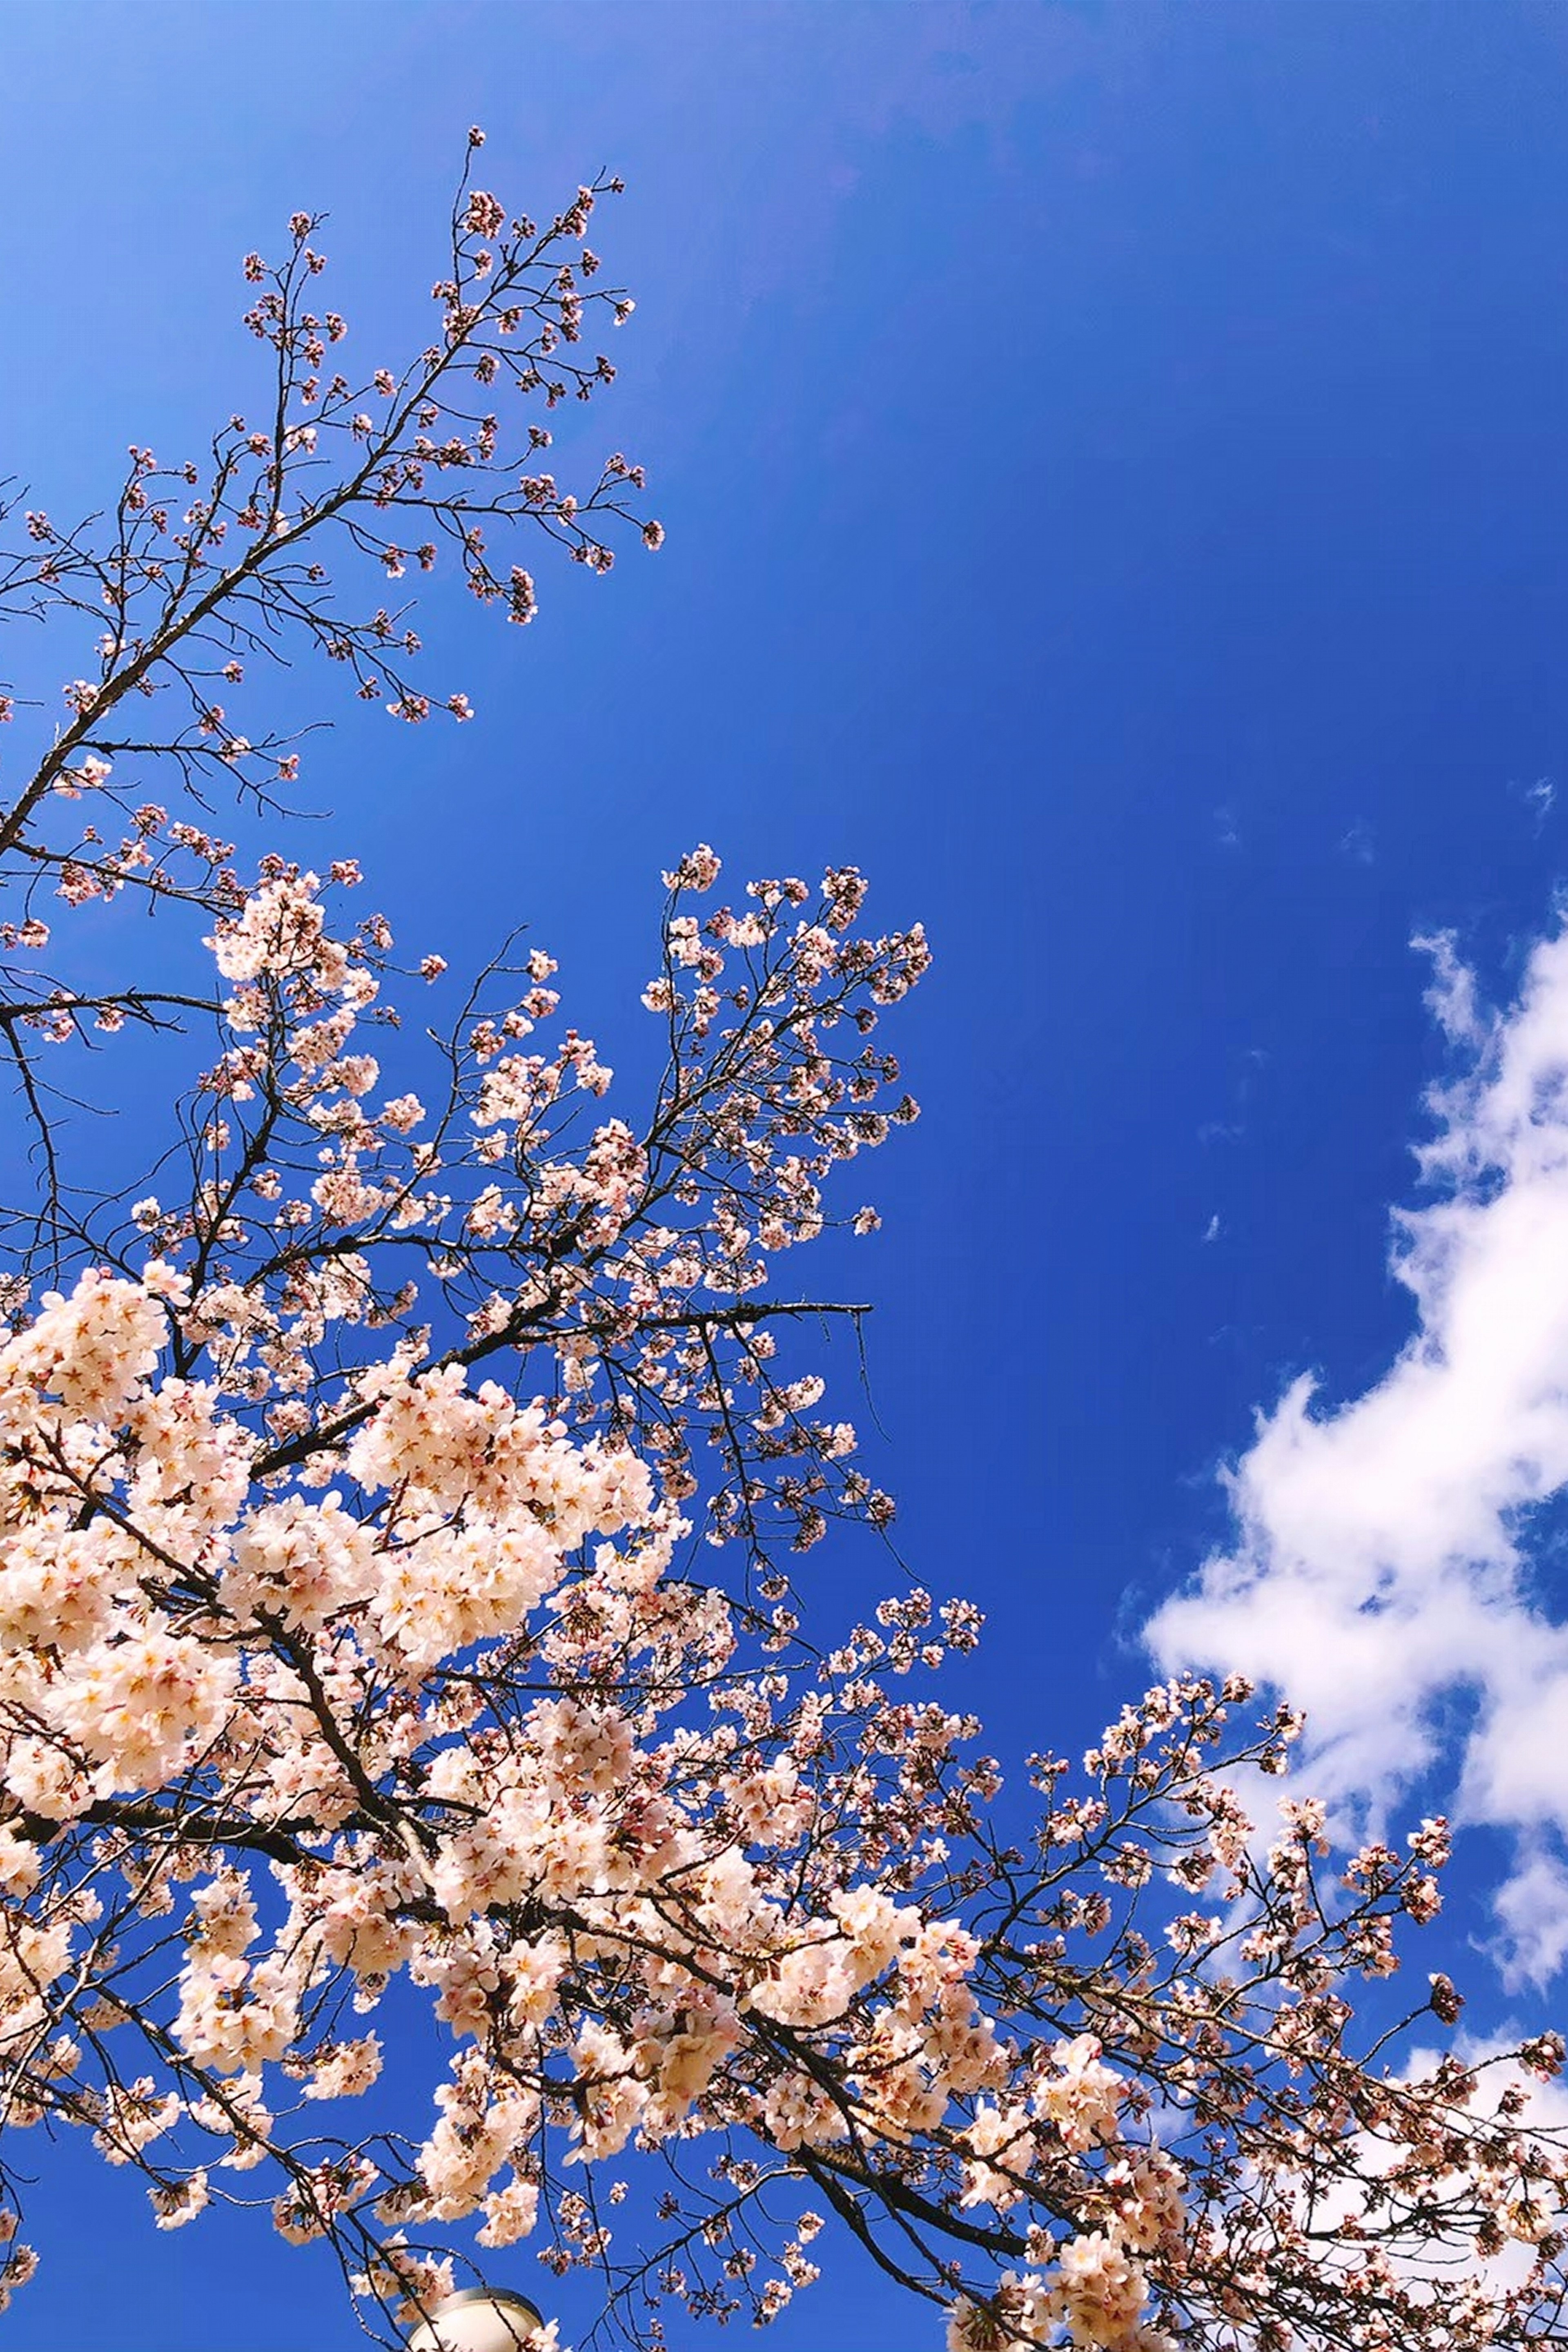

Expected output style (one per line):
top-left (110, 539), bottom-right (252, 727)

top-left (1149, 919), bottom-right (1568, 1988)
top-left (1492, 1851), bottom-right (1568, 1991)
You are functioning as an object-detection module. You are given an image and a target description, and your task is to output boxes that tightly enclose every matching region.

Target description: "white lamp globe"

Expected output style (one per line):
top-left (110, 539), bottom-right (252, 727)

top-left (404, 2287), bottom-right (547, 2352)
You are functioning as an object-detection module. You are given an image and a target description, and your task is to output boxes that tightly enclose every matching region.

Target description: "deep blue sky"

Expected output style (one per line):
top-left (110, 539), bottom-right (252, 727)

top-left (4, 3), bottom-right (1568, 2345)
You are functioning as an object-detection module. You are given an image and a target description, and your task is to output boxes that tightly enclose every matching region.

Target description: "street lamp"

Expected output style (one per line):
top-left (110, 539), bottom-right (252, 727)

top-left (405, 2287), bottom-right (547, 2352)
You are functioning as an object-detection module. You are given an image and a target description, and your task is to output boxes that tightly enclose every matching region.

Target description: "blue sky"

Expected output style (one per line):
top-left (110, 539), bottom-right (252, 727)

top-left (5, 2), bottom-right (1568, 2343)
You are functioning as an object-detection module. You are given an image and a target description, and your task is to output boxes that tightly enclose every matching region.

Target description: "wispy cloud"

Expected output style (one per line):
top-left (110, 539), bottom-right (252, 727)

top-left (1512, 775), bottom-right (1557, 831)
top-left (1149, 917), bottom-right (1568, 1987)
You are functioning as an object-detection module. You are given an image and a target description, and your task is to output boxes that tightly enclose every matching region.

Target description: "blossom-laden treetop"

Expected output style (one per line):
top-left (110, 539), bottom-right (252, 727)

top-left (0, 136), bottom-right (1564, 2352)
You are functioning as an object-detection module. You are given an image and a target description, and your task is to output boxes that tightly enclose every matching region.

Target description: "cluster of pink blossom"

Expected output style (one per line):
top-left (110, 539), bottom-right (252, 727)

top-left (1, 1135), bottom-right (1559, 2344)
top-left (0, 1218), bottom-right (1190, 2345)
top-left (0, 841), bottom-right (972, 2332)
top-left (0, 845), bottom-right (1560, 2352)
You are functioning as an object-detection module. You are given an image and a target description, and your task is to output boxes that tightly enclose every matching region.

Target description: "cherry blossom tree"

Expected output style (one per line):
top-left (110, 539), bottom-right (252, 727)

top-left (0, 136), bottom-right (1565, 2352)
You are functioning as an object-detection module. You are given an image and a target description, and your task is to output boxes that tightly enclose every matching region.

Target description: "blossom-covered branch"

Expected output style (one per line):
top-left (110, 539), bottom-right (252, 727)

top-left (0, 129), bottom-right (655, 1255)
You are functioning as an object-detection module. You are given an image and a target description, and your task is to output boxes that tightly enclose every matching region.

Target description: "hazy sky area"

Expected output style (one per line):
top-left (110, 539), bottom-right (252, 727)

top-left (6, 2), bottom-right (1568, 2343)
